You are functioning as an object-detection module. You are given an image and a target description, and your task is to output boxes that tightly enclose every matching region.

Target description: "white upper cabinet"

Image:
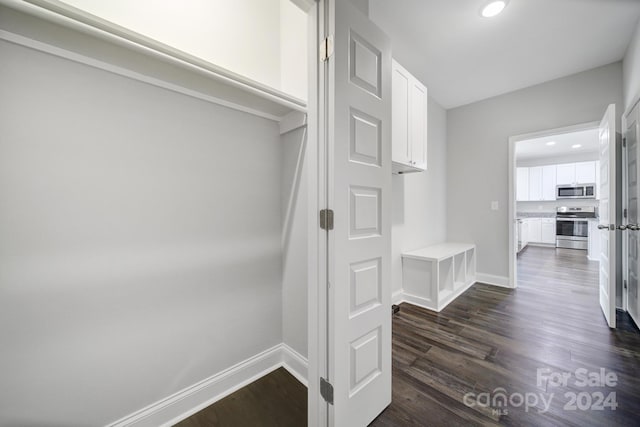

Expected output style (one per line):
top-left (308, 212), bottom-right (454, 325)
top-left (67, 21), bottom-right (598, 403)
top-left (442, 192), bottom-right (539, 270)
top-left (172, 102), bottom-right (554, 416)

top-left (518, 161), bottom-right (599, 201)
top-left (556, 161), bottom-right (597, 185)
top-left (575, 161), bottom-right (597, 184)
top-left (555, 163), bottom-right (576, 185)
top-left (392, 63), bottom-right (411, 166)
top-left (528, 167), bottom-right (543, 201)
top-left (392, 59), bottom-right (428, 174)
top-left (516, 168), bottom-right (530, 201)
top-left (410, 81), bottom-right (428, 170)
top-left (542, 165), bottom-right (556, 201)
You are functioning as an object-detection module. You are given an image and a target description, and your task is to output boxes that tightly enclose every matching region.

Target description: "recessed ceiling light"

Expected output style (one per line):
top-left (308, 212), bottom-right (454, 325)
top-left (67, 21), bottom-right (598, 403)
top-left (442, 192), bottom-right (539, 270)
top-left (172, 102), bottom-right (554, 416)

top-left (546, 141), bottom-right (556, 146)
top-left (572, 144), bottom-right (582, 149)
top-left (481, 1), bottom-right (508, 18)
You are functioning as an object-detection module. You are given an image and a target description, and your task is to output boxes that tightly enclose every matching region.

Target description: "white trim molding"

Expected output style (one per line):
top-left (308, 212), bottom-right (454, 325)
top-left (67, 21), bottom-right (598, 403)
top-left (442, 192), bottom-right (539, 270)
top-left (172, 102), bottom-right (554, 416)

top-left (392, 289), bottom-right (404, 305)
top-left (476, 273), bottom-right (513, 288)
top-left (106, 344), bottom-right (308, 427)
top-left (507, 121), bottom-right (600, 289)
top-left (281, 344), bottom-right (309, 387)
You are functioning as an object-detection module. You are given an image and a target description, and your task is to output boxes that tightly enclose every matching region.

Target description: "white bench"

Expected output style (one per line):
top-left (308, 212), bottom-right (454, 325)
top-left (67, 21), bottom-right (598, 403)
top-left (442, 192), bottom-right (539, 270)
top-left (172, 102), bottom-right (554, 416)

top-left (401, 243), bottom-right (476, 312)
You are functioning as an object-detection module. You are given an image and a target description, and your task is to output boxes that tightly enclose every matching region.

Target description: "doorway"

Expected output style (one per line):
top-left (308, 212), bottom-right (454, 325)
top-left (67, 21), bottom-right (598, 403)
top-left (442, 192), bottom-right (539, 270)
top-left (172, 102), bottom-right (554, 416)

top-left (509, 122), bottom-right (601, 289)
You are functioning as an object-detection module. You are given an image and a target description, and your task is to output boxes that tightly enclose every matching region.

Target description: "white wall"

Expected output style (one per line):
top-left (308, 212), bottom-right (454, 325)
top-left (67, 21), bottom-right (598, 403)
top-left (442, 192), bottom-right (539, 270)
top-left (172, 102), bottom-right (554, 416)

top-left (348, 0), bottom-right (369, 16)
top-left (447, 62), bottom-right (624, 281)
top-left (281, 127), bottom-right (308, 357)
top-left (516, 151), bottom-right (599, 167)
top-left (624, 17), bottom-right (640, 112)
top-left (0, 40), bottom-right (284, 426)
top-left (392, 97), bottom-right (448, 294)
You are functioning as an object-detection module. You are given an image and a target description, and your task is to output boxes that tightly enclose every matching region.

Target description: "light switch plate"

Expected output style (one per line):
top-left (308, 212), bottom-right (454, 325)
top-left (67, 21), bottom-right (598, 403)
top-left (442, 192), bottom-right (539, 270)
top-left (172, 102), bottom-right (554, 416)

top-left (491, 201), bottom-right (499, 210)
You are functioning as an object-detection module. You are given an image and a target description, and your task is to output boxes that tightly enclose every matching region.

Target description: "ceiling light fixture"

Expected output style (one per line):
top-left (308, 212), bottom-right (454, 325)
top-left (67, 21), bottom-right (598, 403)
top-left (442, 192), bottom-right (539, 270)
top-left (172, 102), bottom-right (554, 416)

top-left (572, 144), bottom-right (582, 149)
top-left (481, 1), bottom-right (508, 18)
top-left (546, 141), bottom-right (556, 146)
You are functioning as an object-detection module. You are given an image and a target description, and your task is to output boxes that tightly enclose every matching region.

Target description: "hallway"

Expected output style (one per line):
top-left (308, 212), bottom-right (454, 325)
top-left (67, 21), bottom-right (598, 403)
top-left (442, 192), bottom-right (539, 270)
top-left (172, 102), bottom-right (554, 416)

top-left (372, 247), bottom-right (640, 426)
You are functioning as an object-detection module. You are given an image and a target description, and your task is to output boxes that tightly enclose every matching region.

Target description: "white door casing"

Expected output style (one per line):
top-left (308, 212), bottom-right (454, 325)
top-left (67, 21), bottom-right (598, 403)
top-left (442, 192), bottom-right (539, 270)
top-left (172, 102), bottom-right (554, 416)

top-left (599, 104), bottom-right (617, 329)
top-left (625, 103), bottom-right (639, 325)
top-left (326, 0), bottom-right (392, 425)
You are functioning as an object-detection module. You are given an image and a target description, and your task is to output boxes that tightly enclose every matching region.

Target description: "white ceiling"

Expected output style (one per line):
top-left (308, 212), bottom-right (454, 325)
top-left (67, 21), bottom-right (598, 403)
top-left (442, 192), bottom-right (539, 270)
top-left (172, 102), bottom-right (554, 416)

top-left (369, 0), bottom-right (640, 109)
top-left (516, 128), bottom-right (599, 161)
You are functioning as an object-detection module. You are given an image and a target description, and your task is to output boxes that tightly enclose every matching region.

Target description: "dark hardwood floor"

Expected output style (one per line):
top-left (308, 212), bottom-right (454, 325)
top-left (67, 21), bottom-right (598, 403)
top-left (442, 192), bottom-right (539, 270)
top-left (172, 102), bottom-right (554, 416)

top-left (177, 246), bottom-right (640, 426)
top-left (174, 367), bottom-right (307, 427)
top-left (372, 246), bottom-right (640, 426)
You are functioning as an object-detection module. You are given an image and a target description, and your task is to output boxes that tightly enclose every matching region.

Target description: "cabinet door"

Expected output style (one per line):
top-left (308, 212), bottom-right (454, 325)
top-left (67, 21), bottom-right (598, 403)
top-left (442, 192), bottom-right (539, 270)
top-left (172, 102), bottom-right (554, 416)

top-left (517, 168), bottom-right (529, 201)
top-left (529, 166), bottom-right (543, 201)
top-left (542, 165), bottom-right (557, 200)
top-left (521, 220), bottom-right (529, 247)
top-left (410, 80), bottom-right (427, 170)
top-left (556, 163), bottom-right (576, 185)
top-left (595, 160), bottom-right (600, 199)
top-left (529, 218), bottom-right (542, 243)
top-left (392, 60), bottom-right (411, 166)
top-left (575, 161), bottom-right (596, 184)
top-left (541, 219), bottom-right (556, 244)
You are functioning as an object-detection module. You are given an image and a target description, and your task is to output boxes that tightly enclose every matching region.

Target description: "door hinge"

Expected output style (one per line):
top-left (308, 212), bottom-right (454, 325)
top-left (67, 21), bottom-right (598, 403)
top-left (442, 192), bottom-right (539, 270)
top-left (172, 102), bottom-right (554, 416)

top-left (320, 377), bottom-right (334, 404)
top-left (624, 208), bottom-right (628, 219)
top-left (623, 137), bottom-right (627, 148)
top-left (320, 209), bottom-right (334, 230)
top-left (321, 35), bottom-right (334, 61)
top-left (624, 279), bottom-right (628, 289)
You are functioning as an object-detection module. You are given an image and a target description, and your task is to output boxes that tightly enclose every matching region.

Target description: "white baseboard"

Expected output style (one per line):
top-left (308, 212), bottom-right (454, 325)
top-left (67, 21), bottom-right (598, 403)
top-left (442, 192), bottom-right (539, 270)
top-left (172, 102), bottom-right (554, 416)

top-left (400, 292), bottom-right (432, 310)
top-left (107, 344), bottom-right (308, 427)
top-left (476, 273), bottom-right (513, 288)
top-left (281, 344), bottom-right (308, 387)
top-left (392, 289), bottom-right (404, 305)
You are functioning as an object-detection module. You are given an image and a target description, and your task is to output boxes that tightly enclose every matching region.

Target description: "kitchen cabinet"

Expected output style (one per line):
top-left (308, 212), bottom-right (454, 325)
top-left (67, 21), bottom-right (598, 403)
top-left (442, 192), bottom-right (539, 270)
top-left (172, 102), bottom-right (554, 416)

top-left (556, 163), bottom-right (576, 185)
top-left (518, 219), bottom-right (529, 251)
top-left (528, 218), bottom-right (542, 243)
top-left (518, 165), bottom-right (557, 202)
top-left (542, 165), bottom-right (557, 201)
top-left (517, 167), bottom-right (530, 201)
top-left (575, 161), bottom-right (597, 184)
top-left (556, 161), bottom-right (597, 185)
top-left (519, 217), bottom-right (555, 247)
top-left (529, 167), bottom-right (543, 201)
top-left (541, 219), bottom-right (556, 244)
top-left (392, 59), bottom-right (427, 174)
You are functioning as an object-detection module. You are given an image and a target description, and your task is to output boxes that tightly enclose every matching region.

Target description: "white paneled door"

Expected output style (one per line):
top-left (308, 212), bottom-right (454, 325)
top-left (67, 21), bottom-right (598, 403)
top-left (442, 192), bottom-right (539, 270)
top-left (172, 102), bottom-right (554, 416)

top-left (598, 104), bottom-right (617, 328)
top-left (325, 0), bottom-right (392, 425)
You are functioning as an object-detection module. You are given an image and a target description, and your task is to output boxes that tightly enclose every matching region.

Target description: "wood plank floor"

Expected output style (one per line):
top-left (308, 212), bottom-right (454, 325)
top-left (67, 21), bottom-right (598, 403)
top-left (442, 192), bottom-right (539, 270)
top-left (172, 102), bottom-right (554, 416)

top-left (372, 246), bottom-right (640, 426)
top-left (174, 367), bottom-right (307, 427)
top-left (177, 246), bottom-right (640, 426)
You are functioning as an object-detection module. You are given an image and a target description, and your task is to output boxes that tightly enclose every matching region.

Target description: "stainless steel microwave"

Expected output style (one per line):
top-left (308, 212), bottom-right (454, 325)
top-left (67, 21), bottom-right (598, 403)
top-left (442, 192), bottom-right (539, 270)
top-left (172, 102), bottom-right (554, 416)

top-left (556, 184), bottom-right (596, 199)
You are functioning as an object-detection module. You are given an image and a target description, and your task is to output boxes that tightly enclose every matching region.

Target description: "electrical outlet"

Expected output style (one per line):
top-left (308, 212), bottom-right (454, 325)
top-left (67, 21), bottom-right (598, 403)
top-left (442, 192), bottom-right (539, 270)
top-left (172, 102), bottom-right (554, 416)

top-left (491, 201), bottom-right (499, 210)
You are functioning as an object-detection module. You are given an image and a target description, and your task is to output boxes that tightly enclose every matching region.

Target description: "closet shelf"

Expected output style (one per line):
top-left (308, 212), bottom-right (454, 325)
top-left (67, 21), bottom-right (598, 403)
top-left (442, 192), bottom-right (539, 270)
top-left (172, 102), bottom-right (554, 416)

top-left (0, 0), bottom-right (307, 122)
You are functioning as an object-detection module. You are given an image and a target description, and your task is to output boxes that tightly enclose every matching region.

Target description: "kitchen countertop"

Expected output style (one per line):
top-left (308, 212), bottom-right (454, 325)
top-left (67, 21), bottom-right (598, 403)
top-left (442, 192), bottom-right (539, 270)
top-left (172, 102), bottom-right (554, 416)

top-left (517, 212), bottom-right (600, 220)
top-left (517, 212), bottom-right (556, 218)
